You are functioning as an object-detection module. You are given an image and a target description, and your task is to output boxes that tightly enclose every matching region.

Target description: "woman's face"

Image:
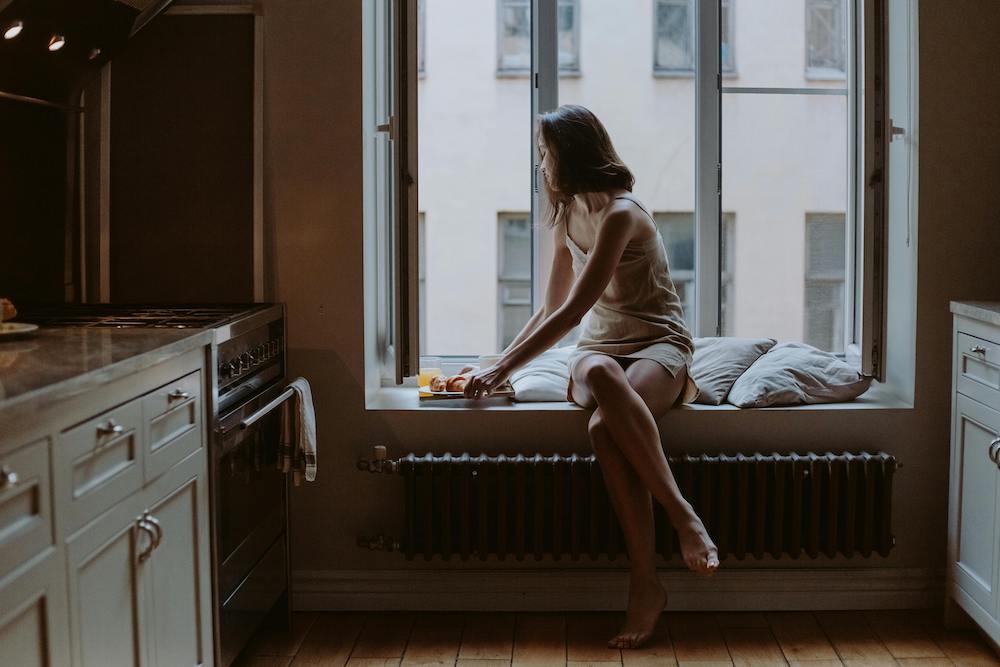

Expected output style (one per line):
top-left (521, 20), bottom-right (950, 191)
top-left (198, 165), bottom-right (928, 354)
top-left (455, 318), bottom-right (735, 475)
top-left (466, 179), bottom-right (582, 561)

top-left (538, 133), bottom-right (557, 191)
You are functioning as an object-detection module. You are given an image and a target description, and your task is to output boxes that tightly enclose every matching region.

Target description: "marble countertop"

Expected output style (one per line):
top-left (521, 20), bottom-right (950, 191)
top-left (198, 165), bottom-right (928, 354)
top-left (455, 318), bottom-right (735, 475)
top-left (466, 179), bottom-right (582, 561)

top-left (951, 301), bottom-right (1000, 327)
top-left (0, 326), bottom-right (212, 415)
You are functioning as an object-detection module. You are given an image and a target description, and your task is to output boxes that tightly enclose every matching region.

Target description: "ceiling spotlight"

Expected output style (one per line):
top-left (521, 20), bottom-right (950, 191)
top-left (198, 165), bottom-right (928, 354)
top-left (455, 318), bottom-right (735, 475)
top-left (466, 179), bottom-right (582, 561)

top-left (47, 34), bottom-right (65, 51)
top-left (3, 20), bottom-right (23, 40)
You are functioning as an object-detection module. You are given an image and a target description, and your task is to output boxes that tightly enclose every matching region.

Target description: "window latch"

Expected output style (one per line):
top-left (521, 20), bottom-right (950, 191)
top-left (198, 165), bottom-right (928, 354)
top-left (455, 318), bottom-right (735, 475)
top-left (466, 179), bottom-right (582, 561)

top-left (376, 115), bottom-right (395, 141)
top-left (889, 118), bottom-right (905, 142)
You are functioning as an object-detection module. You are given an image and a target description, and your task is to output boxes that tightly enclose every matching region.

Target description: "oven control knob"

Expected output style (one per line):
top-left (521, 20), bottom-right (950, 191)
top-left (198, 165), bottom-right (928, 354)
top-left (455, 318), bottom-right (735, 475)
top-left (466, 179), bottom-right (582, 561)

top-left (239, 352), bottom-right (251, 371)
top-left (257, 344), bottom-right (267, 362)
top-left (229, 360), bottom-right (241, 377)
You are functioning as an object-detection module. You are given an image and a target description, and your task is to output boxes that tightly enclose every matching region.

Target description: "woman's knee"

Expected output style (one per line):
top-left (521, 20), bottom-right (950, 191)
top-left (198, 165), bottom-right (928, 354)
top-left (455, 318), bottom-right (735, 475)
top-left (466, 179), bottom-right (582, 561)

top-left (581, 358), bottom-right (626, 397)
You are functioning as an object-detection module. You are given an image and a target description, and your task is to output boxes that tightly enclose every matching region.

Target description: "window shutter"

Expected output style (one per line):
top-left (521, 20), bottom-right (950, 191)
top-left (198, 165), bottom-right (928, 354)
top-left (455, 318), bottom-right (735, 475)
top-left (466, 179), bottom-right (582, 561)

top-left (859, 0), bottom-right (888, 380)
top-left (393, 0), bottom-right (419, 383)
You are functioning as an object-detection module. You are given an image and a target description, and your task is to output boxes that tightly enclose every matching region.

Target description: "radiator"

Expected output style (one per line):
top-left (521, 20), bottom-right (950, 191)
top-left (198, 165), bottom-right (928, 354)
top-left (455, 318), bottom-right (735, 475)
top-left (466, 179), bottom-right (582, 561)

top-left (357, 450), bottom-right (898, 562)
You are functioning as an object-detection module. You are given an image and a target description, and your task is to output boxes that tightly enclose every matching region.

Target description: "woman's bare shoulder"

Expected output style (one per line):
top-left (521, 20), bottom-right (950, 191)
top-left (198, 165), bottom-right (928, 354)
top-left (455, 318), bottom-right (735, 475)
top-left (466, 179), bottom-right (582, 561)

top-left (605, 197), bottom-right (656, 243)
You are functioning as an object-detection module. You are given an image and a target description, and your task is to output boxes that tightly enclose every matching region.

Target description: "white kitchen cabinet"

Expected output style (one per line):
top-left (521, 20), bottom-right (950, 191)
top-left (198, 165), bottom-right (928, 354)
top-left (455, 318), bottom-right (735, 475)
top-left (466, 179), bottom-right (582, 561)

top-left (0, 343), bottom-right (214, 666)
top-left (947, 302), bottom-right (1000, 650)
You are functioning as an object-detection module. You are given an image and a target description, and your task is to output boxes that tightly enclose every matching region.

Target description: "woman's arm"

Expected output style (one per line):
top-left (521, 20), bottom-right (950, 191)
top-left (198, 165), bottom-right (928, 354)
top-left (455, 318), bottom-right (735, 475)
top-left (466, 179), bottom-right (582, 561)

top-left (496, 209), bottom-right (638, 375)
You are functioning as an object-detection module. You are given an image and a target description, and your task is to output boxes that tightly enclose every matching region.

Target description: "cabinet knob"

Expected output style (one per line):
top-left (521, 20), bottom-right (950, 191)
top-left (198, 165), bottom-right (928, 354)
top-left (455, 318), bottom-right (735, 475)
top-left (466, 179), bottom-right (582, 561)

top-left (991, 438), bottom-right (1000, 466)
top-left (0, 465), bottom-right (18, 489)
top-left (970, 345), bottom-right (987, 355)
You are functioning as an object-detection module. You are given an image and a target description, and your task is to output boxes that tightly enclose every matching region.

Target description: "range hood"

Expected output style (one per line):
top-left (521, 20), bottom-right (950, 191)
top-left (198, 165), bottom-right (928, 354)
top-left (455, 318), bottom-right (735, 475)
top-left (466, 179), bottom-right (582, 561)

top-left (0, 0), bottom-right (174, 109)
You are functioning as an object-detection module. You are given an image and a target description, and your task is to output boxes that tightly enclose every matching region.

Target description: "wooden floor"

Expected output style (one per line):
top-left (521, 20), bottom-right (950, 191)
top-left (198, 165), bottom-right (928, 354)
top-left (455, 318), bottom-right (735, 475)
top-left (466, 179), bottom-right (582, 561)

top-left (234, 609), bottom-right (1000, 666)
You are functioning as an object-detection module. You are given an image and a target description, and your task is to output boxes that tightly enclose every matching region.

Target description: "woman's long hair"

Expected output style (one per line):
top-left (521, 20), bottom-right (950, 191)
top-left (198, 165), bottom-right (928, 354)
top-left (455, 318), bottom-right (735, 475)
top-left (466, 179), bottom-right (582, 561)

top-left (537, 104), bottom-right (635, 229)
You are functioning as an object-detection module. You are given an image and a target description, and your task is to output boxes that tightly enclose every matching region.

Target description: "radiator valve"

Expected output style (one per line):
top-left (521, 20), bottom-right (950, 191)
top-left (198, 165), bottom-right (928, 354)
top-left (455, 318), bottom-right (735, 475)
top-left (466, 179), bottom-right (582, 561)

top-left (357, 533), bottom-right (401, 552)
top-left (357, 444), bottom-right (399, 474)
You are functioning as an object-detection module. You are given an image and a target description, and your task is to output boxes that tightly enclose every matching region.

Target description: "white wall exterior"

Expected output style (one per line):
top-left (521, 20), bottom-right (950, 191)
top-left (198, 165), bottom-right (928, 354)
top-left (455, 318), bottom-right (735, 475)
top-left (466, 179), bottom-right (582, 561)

top-left (419, 0), bottom-right (847, 356)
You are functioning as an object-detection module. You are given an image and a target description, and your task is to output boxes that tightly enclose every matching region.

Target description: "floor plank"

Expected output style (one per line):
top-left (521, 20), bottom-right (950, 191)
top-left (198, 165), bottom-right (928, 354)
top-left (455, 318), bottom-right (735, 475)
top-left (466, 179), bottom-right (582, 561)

top-left (244, 612), bottom-right (318, 658)
top-left (926, 627), bottom-right (1000, 665)
top-left (233, 657), bottom-right (293, 667)
top-left (666, 612), bottom-right (732, 664)
top-left (766, 612), bottom-right (839, 663)
top-left (721, 626), bottom-right (788, 666)
top-left (346, 660), bottom-right (403, 667)
top-left (715, 613), bottom-right (770, 629)
top-left (894, 659), bottom-right (954, 666)
top-left (513, 613), bottom-right (567, 667)
top-left (786, 660), bottom-right (842, 667)
top-left (351, 613), bottom-right (416, 660)
top-left (621, 616), bottom-right (677, 666)
top-left (455, 660), bottom-right (512, 667)
top-left (459, 613), bottom-right (516, 661)
top-left (401, 612), bottom-right (464, 666)
top-left (864, 611), bottom-right (946, 660)
top-left (291, 613), bottom-right (365, 667)
top-left (566, 613), bottom-right (623, 663)
top-left (814, 611), bottom-right (895, 666)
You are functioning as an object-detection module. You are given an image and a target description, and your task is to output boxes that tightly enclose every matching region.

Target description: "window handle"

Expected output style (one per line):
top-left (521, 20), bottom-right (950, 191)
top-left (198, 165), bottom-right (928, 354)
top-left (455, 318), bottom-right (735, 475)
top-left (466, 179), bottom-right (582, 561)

top-left (376, 115), bottom-right (395, 140)
top-left (889, 118), bottom-right (905, 142)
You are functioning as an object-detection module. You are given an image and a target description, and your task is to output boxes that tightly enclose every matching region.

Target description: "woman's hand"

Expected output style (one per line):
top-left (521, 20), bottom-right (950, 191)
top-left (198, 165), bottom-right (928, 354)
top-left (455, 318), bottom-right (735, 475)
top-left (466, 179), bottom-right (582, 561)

top-left (463, 362), bottom-right (512, 400)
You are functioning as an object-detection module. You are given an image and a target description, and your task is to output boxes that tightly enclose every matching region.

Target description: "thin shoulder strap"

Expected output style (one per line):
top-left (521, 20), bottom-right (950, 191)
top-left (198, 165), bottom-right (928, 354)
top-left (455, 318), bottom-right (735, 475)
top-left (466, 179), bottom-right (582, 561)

top-left (614, 193), bottom-right (656, 224)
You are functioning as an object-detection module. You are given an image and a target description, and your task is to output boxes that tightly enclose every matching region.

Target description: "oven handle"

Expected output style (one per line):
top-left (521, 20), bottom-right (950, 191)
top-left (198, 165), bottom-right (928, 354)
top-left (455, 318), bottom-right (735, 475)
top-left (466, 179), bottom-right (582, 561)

top-left (239, 385), bottom-right (296, 430)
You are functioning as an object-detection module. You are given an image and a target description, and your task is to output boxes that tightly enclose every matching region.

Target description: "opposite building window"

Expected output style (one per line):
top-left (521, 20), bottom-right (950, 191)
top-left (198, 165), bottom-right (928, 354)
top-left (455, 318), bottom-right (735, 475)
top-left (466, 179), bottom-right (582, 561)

top-left (497, 214), bottom-right (532, 350)
top-left (805, 0), bottom-right (846, 77)
top-left (804, 213), bottom-right (846, 352)
top-left (655, 0), bottom-right (734, 75)
top-left (497, 0), bottom-right (579, 74)
top-left (418, 213), bottom-right (427, 354)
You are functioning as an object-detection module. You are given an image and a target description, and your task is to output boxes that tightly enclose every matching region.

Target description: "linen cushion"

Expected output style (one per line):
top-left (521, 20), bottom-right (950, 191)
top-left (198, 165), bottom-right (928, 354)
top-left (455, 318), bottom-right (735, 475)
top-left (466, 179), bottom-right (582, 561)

top-left (689, 337), bottom-right (777, 405)
top-left (509, 345), bottom-right (574, 401)
top-left (726, 341), bottom-right (873, 408)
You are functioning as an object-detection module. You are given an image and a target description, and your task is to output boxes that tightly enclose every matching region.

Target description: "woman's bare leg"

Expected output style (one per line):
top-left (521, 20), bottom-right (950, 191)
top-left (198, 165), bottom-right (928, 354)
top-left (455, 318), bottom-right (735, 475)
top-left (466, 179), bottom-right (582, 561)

top-left (571, 355), bottom-right (719, 648)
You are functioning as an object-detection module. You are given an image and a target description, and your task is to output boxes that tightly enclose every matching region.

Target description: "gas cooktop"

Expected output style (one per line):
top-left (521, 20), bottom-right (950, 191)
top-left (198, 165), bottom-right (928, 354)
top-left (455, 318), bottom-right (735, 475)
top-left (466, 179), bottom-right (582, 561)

top-left (15, 304), bottom-right (270, 329)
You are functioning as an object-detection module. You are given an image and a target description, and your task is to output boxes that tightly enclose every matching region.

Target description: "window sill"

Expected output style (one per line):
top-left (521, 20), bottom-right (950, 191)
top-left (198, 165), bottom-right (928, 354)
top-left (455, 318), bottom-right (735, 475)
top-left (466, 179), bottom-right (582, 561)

top-left (366, 381), bottom-right (911, 412)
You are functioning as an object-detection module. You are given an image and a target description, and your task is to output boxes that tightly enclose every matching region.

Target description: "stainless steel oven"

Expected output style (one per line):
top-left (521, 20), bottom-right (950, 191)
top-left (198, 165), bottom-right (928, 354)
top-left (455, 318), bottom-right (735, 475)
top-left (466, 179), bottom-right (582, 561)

top-left (209, 304), bottom-right (290, 667)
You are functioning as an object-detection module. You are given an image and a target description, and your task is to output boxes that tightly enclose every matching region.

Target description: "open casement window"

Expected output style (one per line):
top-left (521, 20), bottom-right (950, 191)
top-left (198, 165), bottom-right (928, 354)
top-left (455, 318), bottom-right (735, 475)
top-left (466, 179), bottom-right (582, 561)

top-left (379, 0), bottom-right (891, 385)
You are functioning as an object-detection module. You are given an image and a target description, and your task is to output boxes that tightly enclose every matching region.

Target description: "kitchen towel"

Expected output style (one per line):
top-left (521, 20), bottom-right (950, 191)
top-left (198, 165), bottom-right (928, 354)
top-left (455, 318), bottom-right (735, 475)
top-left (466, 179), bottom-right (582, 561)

top-left (280, 377), bottom-right (317, 485)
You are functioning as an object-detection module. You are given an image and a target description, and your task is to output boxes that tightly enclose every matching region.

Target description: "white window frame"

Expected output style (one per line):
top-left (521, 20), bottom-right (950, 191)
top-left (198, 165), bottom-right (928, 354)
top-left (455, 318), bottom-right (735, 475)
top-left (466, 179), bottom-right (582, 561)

top-left (368, 0), bottom-right (896, 387)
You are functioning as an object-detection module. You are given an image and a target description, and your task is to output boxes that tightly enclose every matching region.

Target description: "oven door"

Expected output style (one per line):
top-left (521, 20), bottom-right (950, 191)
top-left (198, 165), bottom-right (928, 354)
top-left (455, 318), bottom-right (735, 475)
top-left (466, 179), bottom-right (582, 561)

top-left (213, 384), bottom-right (291, 666)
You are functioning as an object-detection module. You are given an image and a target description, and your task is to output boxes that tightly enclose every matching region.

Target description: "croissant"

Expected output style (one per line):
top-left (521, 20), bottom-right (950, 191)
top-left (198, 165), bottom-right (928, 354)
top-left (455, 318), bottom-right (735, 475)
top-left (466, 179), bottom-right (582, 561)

top-left (429, 374), bottom-right (448, 392)
top-left (446, 375), bottom-right (468, 392)
top-left (0, 298), bottom-right (16, 322)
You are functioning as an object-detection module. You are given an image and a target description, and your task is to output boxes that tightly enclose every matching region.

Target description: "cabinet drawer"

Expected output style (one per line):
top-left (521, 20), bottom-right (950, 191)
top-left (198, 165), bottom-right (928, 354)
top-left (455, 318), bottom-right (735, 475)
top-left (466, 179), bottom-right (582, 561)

top-left (957, 332), bottom-right (1000, 411)
top-left (58, 399), bottom-right (143, 531)
top-left (0, 439), bottom-right (53, 579)
top-left (143, 370), bottom-right (203, 483)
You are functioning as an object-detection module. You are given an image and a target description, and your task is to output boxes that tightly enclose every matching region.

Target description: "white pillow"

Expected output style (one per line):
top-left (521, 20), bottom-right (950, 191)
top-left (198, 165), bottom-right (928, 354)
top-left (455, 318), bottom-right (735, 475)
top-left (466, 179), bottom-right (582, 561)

top-left (726, 341), bottom-right (872, 408)
top-left (690, 337), bottom-right (777, 405)
top-left (509, 345), bottom-right (574, 402)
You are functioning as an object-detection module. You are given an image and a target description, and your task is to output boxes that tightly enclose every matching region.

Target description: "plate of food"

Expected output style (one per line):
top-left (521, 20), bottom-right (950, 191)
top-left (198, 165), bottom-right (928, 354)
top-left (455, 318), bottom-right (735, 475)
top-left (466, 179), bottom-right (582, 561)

top-left (0, 322), bottom-right (39, 338)
top-left (419, 372), bottom-right (514, 399)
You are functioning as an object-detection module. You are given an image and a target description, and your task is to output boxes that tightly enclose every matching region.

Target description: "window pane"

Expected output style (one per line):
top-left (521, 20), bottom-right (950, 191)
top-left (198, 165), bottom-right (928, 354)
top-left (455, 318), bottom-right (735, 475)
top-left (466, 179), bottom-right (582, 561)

top-left (418, 214), bottom-right (426, 354)
top-left (421, 0), bottom-right (532, 355)
top-left (498, 0), bottom-right (531, 72)
top-left (806, 0), bottom-right (846, 75)
top-left (558, 1), bottom-right (579, 71)
top-left (721, 93), bottom-right (848, 350)
top-left (725, 0), bottom-right (846, 88)
top-left (654, 0), bottom-right (693, 72)
top-left (721, 0), bottom-right (735, 73)
top-left (654, 213), bottom-right (695, 325)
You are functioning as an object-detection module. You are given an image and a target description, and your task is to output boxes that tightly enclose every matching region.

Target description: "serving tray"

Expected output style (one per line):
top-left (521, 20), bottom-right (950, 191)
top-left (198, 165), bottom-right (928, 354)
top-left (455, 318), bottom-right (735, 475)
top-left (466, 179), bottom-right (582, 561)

top-left (418, 381), bottom-right (515, 400)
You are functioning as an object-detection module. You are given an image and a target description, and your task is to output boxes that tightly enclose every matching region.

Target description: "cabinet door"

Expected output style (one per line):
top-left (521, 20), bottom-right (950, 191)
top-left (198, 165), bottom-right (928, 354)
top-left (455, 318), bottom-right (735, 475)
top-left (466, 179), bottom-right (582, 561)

top-left (66, 491), bottom-right (151, 667)
top-left (0, 550), bottom-right (71, 667)
top-left (952, 394), bottom-right (1000, 615)
top-left (143, 449), bottom-right (213, 667)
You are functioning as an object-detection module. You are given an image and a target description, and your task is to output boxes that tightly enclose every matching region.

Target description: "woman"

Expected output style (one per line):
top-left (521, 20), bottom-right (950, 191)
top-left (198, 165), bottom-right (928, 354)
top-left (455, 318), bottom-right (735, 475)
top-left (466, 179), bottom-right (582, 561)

top-left (464, 104), bottom-right (719, 649)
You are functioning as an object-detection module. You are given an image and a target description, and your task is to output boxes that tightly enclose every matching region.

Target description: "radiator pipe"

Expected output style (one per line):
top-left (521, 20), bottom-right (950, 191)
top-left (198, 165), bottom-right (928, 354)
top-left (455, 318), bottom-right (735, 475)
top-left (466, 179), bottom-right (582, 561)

top-left (357, 533), bottom-right (401, 552)
top-left (357, 444), bottom-right (400, 473)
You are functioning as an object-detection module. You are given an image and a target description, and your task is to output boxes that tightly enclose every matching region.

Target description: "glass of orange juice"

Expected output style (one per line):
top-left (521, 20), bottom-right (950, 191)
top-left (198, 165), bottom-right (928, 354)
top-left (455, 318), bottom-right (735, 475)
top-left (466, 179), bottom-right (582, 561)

top-left (418, 356), bottom-right (443, 390)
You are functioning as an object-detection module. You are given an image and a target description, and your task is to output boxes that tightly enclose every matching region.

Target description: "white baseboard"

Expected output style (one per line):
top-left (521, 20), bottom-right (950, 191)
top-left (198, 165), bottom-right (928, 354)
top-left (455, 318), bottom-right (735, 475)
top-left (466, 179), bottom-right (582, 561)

top-left (293, 567), bottom-right (944, 612)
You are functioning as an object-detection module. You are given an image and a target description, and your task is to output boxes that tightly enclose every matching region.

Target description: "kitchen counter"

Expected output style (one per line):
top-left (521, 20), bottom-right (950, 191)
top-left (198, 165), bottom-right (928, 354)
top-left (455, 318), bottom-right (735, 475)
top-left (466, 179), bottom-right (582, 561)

top-left (0, 326), bottom-right (212, 419)
top-left (951, 301), bottom-right (1000, 327)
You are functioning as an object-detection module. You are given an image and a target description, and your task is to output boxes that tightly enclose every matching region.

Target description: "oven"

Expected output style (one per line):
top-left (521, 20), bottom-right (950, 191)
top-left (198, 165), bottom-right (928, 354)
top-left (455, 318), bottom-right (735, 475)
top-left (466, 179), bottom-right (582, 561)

top-left (209, 304), bottom-right (290, 667)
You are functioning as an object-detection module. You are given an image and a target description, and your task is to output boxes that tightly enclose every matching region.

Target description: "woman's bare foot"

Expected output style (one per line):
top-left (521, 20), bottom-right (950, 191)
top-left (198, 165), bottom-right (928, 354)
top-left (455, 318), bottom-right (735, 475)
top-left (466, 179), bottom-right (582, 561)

top-left (608, 575), bottom-right (668, 649)
top-left (676, 514), bottom-right (720, 576)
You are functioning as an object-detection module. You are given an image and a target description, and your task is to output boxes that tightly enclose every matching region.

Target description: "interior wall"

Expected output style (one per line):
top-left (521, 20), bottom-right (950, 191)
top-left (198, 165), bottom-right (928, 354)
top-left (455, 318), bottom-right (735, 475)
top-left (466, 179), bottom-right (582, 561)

top-left (265, 0), bottom-right (1000, 588)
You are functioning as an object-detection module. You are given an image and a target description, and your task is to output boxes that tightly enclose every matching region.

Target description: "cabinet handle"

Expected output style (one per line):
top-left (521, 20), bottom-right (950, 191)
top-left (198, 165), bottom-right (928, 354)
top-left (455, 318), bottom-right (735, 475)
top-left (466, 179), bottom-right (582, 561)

top-left (168, 389), bottom-right (191, 402)
top-left (96, 419), bottom-right (124, 437)
top-left (0, 465), bottom-right (18, 489)
top-left (991, 438), bottom-right (1000, 466)
top-left (970, 345), bottom-right (987, 355)
top-left (136, 519), bottom-right (157, 562)
top-left (144, 512), bottom-right (163, 550)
